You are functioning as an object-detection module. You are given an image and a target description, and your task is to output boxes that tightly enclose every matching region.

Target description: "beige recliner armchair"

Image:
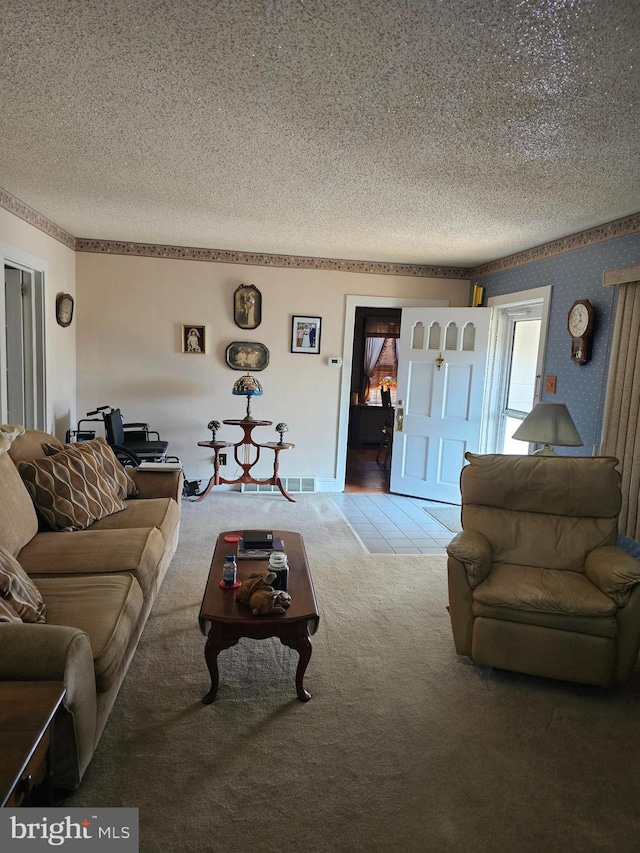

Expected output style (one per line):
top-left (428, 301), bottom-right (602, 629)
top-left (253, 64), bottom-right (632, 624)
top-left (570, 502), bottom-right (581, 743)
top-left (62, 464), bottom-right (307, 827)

top-left (446, 453), bottom-right (640, 687)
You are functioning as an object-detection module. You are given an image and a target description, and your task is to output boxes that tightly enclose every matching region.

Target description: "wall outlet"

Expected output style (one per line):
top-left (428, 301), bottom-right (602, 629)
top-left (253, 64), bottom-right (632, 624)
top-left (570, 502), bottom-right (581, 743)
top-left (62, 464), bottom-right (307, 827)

top-left (219, 453), bottom-right (227, 465)
top-left (545, 375), bottom-right (557, 394)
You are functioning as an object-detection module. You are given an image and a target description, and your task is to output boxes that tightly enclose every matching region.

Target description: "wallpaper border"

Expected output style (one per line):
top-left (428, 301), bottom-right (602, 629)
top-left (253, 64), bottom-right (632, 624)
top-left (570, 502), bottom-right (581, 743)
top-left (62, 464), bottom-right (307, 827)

top-left (0, 187), bottom-right (76, 250)
top-left (471, 213), bottom-right (640, 278)
top-left (74, 237), bottom-right (470, 279)
top-left (1, 185), bottom-right (638, 278)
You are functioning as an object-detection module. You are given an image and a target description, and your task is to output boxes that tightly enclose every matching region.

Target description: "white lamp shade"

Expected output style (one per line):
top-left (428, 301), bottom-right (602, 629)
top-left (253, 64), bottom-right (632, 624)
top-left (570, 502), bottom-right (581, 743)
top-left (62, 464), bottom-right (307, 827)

top-left (512, 402), bottom-right (583, 452)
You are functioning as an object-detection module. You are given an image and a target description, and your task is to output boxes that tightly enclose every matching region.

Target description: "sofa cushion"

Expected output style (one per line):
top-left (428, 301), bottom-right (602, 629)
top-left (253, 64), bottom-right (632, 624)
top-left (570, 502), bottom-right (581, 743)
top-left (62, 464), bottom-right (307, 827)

top-left (17, 448), bottom-right (127, 532)
top-left (36, 574), bottom-right (144, 694)
top-left (0, 452), bottom-right (39, 556)
top-left (17, 527), bottom-right (165, 596)
top-left (473, 563), bottom-right (617, 617)
top-left (0, 597), bottom-right (21, 622)
top-left (89, 497), bottom-right (179, 545)
top-left (5, 428), bottom-right (62, 464)
top-left (43, 437), bottom-right (138, 498)
top-left (0, 544), bottom-right (46, 623)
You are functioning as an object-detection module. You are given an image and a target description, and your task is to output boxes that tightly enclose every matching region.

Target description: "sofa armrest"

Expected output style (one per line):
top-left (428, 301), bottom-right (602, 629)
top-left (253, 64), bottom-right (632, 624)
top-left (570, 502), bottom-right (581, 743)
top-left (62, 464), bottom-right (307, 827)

top-left (585, 546), bottom-right (640, 607)
top-left (128, 468), bottom-right (183, 503)
top-left (0, 624), bottom-right (97, 789)
top-left (446, 530), bottom-right (492, 588)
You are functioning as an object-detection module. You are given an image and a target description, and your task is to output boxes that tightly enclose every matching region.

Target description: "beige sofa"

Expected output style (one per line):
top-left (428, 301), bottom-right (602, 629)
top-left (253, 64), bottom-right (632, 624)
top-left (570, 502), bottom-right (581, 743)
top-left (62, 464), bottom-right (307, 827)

top-left (447, 453), bottom-right (640, 687)
top-left (0, 428), bottom-right (182, 789)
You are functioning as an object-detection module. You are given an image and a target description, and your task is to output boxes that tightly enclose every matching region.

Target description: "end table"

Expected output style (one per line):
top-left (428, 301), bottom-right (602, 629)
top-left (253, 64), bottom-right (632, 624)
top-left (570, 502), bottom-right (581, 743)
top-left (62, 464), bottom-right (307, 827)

top-left (197, 419), bottom-right (296, 502)
top-left (0, 681), bottom-right (66, 807)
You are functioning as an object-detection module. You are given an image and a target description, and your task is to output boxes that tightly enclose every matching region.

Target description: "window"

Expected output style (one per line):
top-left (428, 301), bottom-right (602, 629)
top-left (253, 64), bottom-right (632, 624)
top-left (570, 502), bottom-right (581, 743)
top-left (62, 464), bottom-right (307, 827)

top-left (501, 315), bottom-right (542, 453)
top-left (482, 287), bottom-right (551, 455)
top-left (367, 338), bottom-right (398, 405)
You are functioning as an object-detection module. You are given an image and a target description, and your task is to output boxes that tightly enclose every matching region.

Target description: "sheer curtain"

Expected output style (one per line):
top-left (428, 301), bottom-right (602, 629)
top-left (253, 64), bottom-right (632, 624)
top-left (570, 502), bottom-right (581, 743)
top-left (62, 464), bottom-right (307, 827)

top-left (601, 280), bottom-right (640, 540)
top-left (362, 337), bottom-right (384, 404)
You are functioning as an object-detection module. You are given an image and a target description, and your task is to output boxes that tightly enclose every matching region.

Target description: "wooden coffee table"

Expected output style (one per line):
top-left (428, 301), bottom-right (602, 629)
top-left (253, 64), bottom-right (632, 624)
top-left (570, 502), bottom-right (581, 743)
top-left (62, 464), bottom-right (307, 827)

top-left (199, 530), bottom-right (320, 703)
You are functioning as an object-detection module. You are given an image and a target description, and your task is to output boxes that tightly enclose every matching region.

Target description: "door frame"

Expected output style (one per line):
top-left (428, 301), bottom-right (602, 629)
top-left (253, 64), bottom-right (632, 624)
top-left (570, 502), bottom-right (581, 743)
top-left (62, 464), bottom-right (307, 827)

top-left (336, 295), bottom-right (447, 492)
top-left (1, 242), bottom-right (48, 430)
top-left (480, 285), bottom-right (552, 453)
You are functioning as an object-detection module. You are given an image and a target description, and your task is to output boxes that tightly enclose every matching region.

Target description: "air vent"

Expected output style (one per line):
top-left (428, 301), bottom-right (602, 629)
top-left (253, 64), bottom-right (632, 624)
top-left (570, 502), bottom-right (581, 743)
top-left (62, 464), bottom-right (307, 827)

top-left (241, 477), bottom-right (316, 494)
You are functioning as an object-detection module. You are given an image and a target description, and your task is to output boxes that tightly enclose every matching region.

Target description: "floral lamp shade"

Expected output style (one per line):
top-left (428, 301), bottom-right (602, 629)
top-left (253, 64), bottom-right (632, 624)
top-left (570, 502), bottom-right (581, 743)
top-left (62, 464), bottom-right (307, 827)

top-left (379, 375), bottom-right (397, 389)
top-left (232, 373), bottom-right (263, 421)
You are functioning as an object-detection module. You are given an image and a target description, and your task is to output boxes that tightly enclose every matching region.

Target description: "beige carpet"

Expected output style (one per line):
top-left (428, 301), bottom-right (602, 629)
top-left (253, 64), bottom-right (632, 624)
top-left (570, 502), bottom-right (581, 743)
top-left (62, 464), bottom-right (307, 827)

top-left (66, 493), bottom-right (640, 853)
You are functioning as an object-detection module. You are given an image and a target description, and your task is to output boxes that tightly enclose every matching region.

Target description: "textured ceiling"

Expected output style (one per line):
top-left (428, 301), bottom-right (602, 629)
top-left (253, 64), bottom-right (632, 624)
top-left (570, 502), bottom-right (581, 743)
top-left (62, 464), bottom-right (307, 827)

top-left (1, 0), bottom-right (639, 266)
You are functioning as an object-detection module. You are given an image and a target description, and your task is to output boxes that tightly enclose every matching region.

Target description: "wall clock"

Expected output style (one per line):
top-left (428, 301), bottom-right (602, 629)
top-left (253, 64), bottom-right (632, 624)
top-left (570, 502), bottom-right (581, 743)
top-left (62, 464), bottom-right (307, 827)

top-left (567, 299), bottom-right (594, 365)
top-left (56, 293), bottom-right (74, 327)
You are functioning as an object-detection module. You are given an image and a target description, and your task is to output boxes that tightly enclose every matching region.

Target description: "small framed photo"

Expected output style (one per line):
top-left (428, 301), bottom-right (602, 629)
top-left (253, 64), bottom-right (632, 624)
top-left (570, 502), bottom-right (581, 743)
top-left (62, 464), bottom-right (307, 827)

top-left (291, 316), bottom-right (321, 354)
top-left (182, 324), bottom-right (206, 354)
top-left (225, 341), bottom-right (270, 371)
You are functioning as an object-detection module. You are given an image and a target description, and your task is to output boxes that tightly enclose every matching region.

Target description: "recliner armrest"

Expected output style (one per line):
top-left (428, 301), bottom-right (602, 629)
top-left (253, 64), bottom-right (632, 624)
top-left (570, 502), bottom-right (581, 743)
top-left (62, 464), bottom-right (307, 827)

top-left (584, 546), bottom-right (640, 607)
top-left (446, 530), bottom-right (492, 588)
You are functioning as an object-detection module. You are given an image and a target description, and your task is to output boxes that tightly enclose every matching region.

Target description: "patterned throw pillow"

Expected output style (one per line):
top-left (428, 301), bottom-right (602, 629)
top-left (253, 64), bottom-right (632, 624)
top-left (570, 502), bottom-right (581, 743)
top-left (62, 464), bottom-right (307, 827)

top-left (43, 437), bottom-right (138, 498)
top-left (0, 545), bottom-right (46, 623)
top-left (17, 446), bottom-right (127, 532)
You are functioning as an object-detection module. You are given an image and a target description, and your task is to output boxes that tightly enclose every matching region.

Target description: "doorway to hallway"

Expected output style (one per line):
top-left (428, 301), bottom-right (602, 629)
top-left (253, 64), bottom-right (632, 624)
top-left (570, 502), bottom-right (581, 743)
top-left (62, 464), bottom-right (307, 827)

top-left (345, 447), bottom-right (389, 493)
top-left (345, 306), bottom-right (400, 493)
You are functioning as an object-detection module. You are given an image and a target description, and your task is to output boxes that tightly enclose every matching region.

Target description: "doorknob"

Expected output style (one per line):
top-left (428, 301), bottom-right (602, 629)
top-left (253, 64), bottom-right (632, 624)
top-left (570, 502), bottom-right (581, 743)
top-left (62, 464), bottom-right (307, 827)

top-left (396, 401), bottom-right (404, 432)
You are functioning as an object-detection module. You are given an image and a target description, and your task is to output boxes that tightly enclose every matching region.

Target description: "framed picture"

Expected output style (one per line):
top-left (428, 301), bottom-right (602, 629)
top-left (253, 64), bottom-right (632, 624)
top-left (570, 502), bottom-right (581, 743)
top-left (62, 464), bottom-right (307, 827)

top-left (225, 341), bottom-right (270, 371)
top-left (182, 324), bottom-right (206, 354)
top-left (234, 284), bottom-right (262, 329)
top-left (291, 316), bottom-right (321, 354)
top-left (56, 293), bottom-right (74, 327)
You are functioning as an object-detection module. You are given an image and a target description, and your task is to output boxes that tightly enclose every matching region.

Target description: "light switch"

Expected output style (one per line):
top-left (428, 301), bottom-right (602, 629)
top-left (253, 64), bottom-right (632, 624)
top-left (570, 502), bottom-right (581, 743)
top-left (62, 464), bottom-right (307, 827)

top-left (545, 375), bottom-right (557, 394)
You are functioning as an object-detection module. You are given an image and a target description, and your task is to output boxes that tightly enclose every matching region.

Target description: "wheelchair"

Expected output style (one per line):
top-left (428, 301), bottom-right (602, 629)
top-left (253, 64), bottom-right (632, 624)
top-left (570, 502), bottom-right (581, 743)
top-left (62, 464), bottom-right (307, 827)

top-left (67, 406), bottom-right (176, 467)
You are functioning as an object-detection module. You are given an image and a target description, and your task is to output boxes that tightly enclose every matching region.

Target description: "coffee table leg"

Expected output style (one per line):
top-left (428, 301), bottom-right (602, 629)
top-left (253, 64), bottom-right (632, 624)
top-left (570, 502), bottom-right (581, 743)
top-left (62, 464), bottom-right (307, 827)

top-left (281, 634), bottom-right (313, 701)
top-left (203, 632), bottom-right (238, 704)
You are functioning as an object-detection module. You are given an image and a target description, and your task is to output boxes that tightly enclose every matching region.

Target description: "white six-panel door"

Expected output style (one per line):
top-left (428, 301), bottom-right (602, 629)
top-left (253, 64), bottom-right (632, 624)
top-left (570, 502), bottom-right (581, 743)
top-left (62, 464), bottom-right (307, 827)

top-left (389, 307), bottom-right (490, 503)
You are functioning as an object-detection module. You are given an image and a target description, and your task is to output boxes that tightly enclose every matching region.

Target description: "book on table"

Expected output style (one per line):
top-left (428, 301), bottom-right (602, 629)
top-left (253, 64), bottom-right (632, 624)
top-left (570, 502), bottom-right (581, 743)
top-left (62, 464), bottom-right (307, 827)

top-left (137, 461), bottom-right (182, 471)
top-left (237, 537), bottom-right (285, 560)
top-left (242, 530), bottom-right (274, 549)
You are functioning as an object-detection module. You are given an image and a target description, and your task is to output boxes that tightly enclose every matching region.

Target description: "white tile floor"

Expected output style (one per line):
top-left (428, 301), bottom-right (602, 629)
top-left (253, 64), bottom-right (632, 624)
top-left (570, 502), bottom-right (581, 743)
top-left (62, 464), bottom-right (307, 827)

top-left (331, 492), bottom-right (455, 554)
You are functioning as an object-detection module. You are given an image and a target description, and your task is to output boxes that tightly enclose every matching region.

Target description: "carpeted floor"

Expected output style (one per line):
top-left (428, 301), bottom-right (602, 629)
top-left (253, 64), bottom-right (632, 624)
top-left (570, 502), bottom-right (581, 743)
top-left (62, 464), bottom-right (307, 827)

top-left (66, 493), bottom-right (640, 853)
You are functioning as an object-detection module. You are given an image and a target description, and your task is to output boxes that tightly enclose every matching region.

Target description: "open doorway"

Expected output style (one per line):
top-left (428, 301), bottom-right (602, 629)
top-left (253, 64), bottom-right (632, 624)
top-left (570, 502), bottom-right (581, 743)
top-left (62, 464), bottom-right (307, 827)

top-left (345, 307), bottom-right (401, 492)
top-left (337, 289), bottom-right (551, 498)
top-left (337, 295), bottom-right (449, 494)
top-left (2, 262), bottom-right (46, 429)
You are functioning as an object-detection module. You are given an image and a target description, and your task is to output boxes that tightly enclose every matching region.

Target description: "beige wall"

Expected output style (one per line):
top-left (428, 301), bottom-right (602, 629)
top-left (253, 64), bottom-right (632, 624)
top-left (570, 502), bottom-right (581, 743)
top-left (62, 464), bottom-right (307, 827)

top-left (0, 209), bottom-right (76, 437)
top-left (76, 252), bottom-right (469, 485)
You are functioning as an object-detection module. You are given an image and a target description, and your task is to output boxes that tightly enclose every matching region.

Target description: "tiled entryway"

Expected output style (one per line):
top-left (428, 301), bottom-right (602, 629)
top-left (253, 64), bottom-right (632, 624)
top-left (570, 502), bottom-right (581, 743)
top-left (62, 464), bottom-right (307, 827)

top-left (332, 492), bottom-right (454, 554)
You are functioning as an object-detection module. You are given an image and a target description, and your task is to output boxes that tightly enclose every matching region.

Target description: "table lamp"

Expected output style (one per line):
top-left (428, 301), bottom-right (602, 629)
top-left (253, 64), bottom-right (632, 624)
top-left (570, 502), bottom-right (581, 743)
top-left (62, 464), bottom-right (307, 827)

top-left (512, 401), bottom-right (583, 455)
top-left (232, 374), bottom-right (263, 421)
